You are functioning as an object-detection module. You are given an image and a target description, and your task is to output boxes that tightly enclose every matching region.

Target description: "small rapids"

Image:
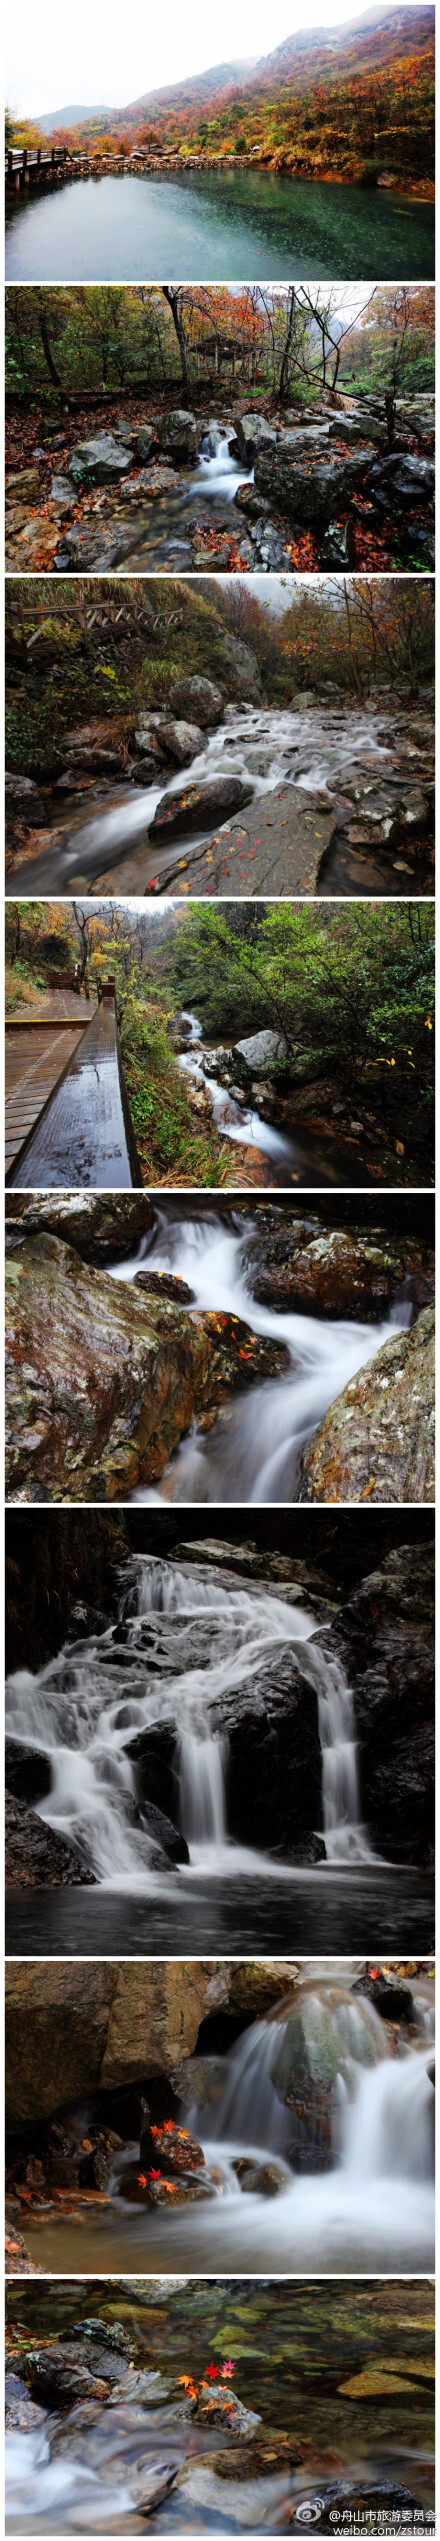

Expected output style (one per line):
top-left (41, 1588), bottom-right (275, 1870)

top-left (114, 426), bottom-right (253, 570)
top-left (8, 701), bottom-right (392, 894)
top-left (175, 1010), bottom-right (366, 1190)
top-left (108, 1206), bottom-right (413, 1504)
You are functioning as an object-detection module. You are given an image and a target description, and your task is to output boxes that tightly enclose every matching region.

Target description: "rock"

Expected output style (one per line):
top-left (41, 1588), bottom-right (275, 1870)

top-left (21, 2346), bottom-right (110, 2409)
top-left (134, 428), bottom-right (158, 462)
top-left (133, 1271), bottom-right (195, 1304)
top-left (190, 2384), bottom-right (261, 2436)
top-left (158, 410), bottom-right (199, 459)
top-left (54, 521), bottom-right (143, 571)
top-left (299, 1306), bottom-right (435, 1504)
top-left (158, 720), bottom-right (203, 764)
top-left (148, 776), bottom-right (253, 838)
top-left (5, 1193), bottom-right (152, 1264)
top-left (319, 518), bottom-right (356, 567)
top-left (5, 1791), bottom-right (96, 1891)
top-left (232, 1029), bottom-right (290, 1077)
top-left (226, 1960), bottom-right (301, 2014)
top-left (242, 1223), bottom-right (434, 1318)
top-left (5, 772), bottom-right (47, 826)
top-left (367, 453), bottom-right (435, 510)
top-left (5, 2381), bottom-right (47, 2432)
top-left (266, 1979), bottom-right (384, 2160)
top-left (4, 1231), bottom-right (210, 1501)
top-left (233, 411), bottom-right (277, 464)
top-left (137, 1801), bottom-right (189, 1865)
top-left (169, 676), bottom-right (224, 725)
top-left (67, 435), bottom-right (133, 487)
top-left (233, 2157), bottom-right (285, 2194)
top-left (50, 475), bottom-right (76, 508)
top-left (5, 1738), bottom-right (52, 1806)
top-left (7, 466), bottom-right (42, 501)
top-left (215, 630), bottom-right (263, 701)
top-left (171, 2056), bottom-right (227, 2109)
top-left (326, 1544), bottom-right (434, 1863)
top-left (253, 438), bottom-right (377, 525)
top-left (5, 1960), bottom-right (231, 2123)
top-left (139, 2119), bottom-right (205, 2174)
top-left (155, 783), bottom-right (336, 896)
top-left (294, 2480), bottom-right (426, 2529)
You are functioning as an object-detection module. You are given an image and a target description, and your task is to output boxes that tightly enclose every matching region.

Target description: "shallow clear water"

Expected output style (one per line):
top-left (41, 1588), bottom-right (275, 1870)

top-left (5, 167), bottom-right (435, 281)
top-left (5, 2280), bottom-right (435, 2533)
top-left (5, 1863), bottom-right (433, 1958)
top-left (176, 1009), bottom-right (368, 1190)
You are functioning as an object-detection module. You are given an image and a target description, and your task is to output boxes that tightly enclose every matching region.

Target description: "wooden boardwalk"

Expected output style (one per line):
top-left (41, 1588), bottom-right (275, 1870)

top-left (6, 996), bottom-right (143, 1188)
top-left (5, 996), bottom-right (92, 1174)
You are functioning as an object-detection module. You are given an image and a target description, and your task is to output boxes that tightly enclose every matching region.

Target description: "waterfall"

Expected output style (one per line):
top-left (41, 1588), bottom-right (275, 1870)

top-left (5, 1552), bottom-right (396, 1881)
top-left (342, 2039), bottom-right (435, 2183)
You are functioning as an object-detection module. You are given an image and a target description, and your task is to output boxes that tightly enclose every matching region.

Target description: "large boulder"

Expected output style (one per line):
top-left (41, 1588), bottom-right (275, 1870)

top-left (5, 1960), bottom-right (231, 2123)
top-left (148, 775), bottom-right (253, 839)
top-left (324, 1544), bottom-right (434, 1862)
top-left (242, 1223), bottom-right (434, 1318)
top-left (5, 1232), bottom-right (211, 1502)
top-left (5, 1790), bottom-right (96, 1890)
top-left (233, 412), bottom-right (277, 464)
top-left (266, 1979), bottom-right (385, 2158)
top-left (67, 435), bottom-right (133, 487)
top-left (5, 1194), bottom-right (153, 1265)
top-left (158, 719), bottom-right (203, 764)
top-left (299, 1307), bottom-right (435, 1504)
top-left (157, 410), bottom-right (199, 459)
top-left (232, 1029), bottom-right (290, 1078)
top-left (253, 438), bottom-right (377, 525)
top-left (5, 772), bottom-right (47, 827)
top-left (169, 676), bottom-right (224, 725)
top-left (367, 453), bottom-right (435, 510)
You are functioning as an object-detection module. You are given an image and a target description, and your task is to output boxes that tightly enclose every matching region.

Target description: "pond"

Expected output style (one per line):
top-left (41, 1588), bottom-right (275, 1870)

top-left (5, 166), bottom-right (435, 282)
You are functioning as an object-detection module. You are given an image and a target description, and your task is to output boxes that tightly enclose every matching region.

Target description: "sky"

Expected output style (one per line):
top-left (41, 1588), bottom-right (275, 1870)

top-left (6, 0), bottom-right (405, 117)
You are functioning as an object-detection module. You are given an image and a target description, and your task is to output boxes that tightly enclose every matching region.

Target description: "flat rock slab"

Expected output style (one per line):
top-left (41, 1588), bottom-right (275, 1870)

top-left (152, 786), bottom-right (335, 897)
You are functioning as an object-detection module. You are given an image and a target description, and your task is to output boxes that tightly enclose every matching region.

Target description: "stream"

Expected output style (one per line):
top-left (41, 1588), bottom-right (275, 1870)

top-left (109, 1207), bottom-right (414, 1504)
top-left (175, 1008), bottom-right (370, 1189)
top-left (116, 429), bottom-right (253, 572)
top-left (5, 166), bottom-right (435, 282)
top-left (5, 1552), bottom-right (433, 1957)
top-left (9, 702), bottom-right (411, 899)
top-left (5, 2280), bottom-right (435, 2535)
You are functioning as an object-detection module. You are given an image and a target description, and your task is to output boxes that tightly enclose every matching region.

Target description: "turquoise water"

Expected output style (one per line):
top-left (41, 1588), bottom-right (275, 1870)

top-left (5, 166), bottom-right (435, 281)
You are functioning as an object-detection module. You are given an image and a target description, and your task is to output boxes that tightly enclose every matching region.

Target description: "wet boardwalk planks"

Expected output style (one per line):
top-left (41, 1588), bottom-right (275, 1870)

top-left (6, 1000), bottom-right (142, 1189)
top-left (6, 1020), bottom-right (90, 1173)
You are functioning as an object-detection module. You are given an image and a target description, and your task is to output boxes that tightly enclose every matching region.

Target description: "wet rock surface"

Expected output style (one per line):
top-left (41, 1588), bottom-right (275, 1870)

top-left (5, 1791), bottom-right (96, 1890)
top-left (5, 1961), bottom-right (231, 2124)
top-left (156, 783), bottom-right (337, 896)
top-left (325, 1544), bottom-right (435, 1863)
top-left (243, 1226), bottom-right (434, 1318)
top-left (6, 1193), bottom-right (153, 1264)
top-left (149, 774), bottom-right (254, 839)
top-left (299, 1307), bottom-right (435, 1504)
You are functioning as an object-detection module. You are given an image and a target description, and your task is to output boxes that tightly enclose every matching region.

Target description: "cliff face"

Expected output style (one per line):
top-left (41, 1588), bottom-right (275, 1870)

top-left (321, 1543), bottom-right (435, 1863)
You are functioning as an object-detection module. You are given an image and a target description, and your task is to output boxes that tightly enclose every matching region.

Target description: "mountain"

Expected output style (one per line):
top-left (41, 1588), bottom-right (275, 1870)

top-left (37, 104), bottom-right (109, 132)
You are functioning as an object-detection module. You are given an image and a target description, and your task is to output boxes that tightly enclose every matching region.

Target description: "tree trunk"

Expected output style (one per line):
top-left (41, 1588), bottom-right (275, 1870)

top-left (162, 287), bottom-right (189, 396)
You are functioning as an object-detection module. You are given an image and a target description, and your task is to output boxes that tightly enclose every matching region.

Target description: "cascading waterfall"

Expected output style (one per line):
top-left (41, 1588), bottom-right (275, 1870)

top-left (109, 1208), bottom-right (413, 1506)
top-left (6, 1554), bottom-right (373, 1885)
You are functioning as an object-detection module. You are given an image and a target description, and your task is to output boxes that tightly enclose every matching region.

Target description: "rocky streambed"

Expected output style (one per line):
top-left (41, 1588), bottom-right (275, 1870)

top-left (5, 397), bottom-right (435, 578)
top-left (5, 2277), bottom-right (435, 2534)
top-left (6, 685), bottom-right (435, 900)
top-left (4, 1196), bottom-right (435, 1512)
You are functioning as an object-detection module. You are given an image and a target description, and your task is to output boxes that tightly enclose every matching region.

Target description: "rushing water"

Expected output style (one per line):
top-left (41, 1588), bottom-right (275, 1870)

top-left (175, 1008), bottom-right (368, 1189)
top-left (5, 1551), bottom-right (432, 1957)
top-left (5, 167), bottom-right (435, 282)
top-left (115, 429), bottom-right (253, 571)
top-left (5, 701), bottom-right (410, 899)
top-left (106, 1206), bottom-right (413, 1504)
top-left (22, 1984), bottom-right (435, 2278)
